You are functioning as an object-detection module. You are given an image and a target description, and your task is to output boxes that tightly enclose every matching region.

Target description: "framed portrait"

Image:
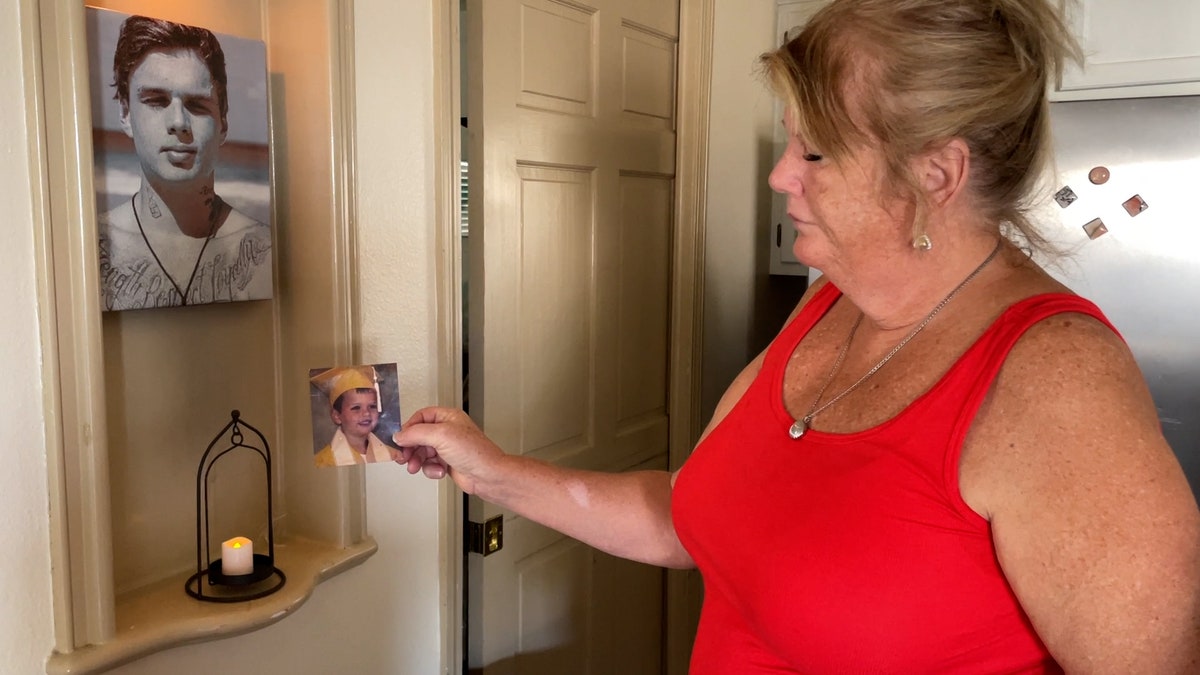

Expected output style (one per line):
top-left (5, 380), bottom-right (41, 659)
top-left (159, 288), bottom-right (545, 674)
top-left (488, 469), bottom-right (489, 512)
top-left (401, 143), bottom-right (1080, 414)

top-left (86, 8), bottom-right (272, 311)
top-left (308, 363), bottom-right (403, 468)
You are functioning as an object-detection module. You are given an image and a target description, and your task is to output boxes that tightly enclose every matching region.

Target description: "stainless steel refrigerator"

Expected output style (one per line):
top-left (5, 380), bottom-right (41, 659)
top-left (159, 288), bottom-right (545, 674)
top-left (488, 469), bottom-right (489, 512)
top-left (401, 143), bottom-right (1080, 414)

top-left (1045, 96), bottom-right (1200, 496)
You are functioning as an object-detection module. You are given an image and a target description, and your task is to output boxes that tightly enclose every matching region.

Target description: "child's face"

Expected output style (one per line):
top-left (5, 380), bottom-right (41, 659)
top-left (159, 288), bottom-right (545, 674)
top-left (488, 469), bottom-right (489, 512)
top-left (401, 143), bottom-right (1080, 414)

top-left (332, 390), bottom-right (380, 440)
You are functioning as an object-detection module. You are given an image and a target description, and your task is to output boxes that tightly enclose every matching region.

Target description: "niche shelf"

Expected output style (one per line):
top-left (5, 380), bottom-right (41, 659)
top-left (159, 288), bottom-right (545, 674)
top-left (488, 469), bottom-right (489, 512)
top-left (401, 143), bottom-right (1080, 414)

top-left (46, 538), bottom-right (376, 675)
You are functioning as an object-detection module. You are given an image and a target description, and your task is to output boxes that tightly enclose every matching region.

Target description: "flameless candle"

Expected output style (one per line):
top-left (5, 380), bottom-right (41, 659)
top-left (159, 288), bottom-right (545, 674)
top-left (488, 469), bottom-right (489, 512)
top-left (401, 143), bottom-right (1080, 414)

top-left (221, 536), bottom-right (254, 576)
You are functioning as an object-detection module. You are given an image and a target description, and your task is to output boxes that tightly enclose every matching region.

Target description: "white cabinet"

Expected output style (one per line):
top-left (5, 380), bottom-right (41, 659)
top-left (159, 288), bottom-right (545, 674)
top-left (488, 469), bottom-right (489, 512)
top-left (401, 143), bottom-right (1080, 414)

top-left (769, 0), bottom-right (826, 276)
top-left (768, 211), bottom-right (806, 276)
top-left (1054, 0), bottom-right (1200, 100)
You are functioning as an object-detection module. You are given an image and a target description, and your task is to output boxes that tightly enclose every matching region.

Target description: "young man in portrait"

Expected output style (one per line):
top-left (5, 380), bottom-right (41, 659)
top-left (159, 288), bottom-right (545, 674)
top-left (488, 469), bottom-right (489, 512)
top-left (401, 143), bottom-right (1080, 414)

top-left (98, 15), bottom-right (272, 311)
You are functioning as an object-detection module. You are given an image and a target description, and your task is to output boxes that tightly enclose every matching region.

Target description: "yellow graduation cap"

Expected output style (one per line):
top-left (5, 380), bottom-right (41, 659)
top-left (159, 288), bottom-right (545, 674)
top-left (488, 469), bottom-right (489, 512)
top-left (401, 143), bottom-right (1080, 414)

top-left (310, 366), bottom-right (377, 406)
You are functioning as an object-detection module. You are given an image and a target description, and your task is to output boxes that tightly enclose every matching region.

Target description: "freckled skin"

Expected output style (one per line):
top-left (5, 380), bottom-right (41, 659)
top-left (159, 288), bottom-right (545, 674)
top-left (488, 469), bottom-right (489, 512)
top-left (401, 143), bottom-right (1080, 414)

top-left (767, 114), bottom-right (912, 283)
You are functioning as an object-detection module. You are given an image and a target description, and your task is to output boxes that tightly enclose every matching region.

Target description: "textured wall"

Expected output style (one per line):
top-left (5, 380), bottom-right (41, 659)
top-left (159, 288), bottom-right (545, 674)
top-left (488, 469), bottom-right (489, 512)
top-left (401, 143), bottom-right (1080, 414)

top-left (701, 0), bottom-right (785, 421)
top-left (0, 0), bottom-right (55, 671)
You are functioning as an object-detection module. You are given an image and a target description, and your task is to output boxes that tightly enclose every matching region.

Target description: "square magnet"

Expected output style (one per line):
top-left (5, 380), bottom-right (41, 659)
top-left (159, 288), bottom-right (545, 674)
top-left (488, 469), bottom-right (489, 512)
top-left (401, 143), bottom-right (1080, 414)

top-left (1054, 186), bottom-right (1078, 208)
top-left (1082, 218), bottom-right (1108, 240)
top-left (1122, 194), bottom-right (1148, 217)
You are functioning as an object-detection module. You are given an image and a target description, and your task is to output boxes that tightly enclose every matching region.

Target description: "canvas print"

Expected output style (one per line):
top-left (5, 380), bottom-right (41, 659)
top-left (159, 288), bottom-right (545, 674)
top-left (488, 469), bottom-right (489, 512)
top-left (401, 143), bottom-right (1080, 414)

top-left (87, 8), bottom-right (272, 311)
top-left (308, 363), bottom-right (403, 468)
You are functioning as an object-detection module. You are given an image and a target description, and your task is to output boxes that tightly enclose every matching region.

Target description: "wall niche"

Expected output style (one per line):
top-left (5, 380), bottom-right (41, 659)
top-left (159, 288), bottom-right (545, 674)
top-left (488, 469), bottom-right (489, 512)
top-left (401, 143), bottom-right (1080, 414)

top-left (34, 1), bottom-right (375, 673)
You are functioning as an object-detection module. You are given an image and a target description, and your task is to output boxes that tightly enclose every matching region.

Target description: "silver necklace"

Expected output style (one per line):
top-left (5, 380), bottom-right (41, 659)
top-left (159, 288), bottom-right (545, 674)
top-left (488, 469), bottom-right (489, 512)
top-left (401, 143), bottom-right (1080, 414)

top-left (788, 239), bottom-right (1003, 440)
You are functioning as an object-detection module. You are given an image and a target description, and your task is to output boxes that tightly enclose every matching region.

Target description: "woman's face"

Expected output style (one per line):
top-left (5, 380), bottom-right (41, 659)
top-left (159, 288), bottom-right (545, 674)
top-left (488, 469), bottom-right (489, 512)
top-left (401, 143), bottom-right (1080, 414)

top-left (332, 390), bottom-right (380, 441)
top-left (767, 112), bottom-right (911, 279)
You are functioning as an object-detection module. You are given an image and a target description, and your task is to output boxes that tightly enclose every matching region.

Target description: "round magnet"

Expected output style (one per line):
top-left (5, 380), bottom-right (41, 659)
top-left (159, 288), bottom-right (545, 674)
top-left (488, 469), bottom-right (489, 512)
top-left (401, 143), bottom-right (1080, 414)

top-left (1088, 166), bottom-right (1110, 185)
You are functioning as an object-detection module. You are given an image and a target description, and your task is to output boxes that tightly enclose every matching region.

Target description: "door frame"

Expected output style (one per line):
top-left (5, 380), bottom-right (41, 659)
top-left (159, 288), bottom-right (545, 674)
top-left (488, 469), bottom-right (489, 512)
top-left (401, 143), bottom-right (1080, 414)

top-left (430, 0), bottom-right (714, 672)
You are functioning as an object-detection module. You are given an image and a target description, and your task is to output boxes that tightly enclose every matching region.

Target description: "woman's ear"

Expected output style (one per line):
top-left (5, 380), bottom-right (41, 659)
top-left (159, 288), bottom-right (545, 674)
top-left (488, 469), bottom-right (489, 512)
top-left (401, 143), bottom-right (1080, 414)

top-left (916, 138), bottom-right (970, 208)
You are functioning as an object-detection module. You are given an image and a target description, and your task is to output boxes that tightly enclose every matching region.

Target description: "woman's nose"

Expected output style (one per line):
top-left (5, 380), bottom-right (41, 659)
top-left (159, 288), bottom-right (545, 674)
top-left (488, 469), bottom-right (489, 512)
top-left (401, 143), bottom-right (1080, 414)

top-left (768, 154), bottom-right (794, 195)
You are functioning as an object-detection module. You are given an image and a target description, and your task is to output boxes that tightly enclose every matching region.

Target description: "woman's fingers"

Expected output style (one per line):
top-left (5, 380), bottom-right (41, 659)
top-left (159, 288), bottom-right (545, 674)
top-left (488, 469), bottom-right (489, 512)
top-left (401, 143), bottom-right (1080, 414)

top-left (422, 459), bottom-right (447, 479)
top-left (393, 441), bottom-right (450, 479)
top-left (391, 407), bottom-right (495, 493)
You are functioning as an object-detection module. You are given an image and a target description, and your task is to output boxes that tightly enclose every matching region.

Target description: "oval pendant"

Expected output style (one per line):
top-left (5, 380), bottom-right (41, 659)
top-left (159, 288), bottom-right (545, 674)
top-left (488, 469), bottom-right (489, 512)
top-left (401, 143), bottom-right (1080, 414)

top-left (788, 419), bottom-right (807, 439)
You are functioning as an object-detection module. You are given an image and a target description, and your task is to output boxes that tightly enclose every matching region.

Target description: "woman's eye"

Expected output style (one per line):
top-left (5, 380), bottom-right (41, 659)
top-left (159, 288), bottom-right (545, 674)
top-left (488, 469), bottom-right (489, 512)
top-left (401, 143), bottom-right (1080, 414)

top-left (802, 153), bottom-right (823, 162)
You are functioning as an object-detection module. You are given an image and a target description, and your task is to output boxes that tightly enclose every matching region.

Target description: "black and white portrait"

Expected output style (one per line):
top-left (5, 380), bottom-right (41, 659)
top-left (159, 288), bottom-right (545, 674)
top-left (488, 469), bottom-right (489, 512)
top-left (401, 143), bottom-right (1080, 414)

top-left (87, 9), bottom-right (272, 311)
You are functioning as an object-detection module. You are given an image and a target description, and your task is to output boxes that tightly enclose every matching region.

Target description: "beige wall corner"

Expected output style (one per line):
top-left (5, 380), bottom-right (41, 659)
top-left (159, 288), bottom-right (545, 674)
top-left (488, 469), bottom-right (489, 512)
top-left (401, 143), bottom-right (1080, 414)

top-left (3, 0), bottom-right (58, 668)
top-left (700, 0), bottom-right (779, 418)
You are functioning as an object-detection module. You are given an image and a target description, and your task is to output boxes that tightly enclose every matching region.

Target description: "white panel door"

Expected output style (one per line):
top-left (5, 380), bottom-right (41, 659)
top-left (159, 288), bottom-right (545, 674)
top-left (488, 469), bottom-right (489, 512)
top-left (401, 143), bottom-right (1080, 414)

top-left (466, 0), bottom-right (679, 672)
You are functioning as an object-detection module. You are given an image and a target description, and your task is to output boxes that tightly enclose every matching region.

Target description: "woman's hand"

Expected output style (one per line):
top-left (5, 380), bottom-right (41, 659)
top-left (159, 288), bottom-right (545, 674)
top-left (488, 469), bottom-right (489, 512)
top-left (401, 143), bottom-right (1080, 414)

top-left (395, 406), bottom-right (693, 568)
top-left (392, 406), bottom-right (503, 495)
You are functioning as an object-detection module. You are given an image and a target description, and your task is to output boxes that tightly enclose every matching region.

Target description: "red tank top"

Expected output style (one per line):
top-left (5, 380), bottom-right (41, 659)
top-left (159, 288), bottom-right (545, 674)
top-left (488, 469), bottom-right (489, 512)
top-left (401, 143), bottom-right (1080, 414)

top-left (672, 283), bottom-right (1115, 674)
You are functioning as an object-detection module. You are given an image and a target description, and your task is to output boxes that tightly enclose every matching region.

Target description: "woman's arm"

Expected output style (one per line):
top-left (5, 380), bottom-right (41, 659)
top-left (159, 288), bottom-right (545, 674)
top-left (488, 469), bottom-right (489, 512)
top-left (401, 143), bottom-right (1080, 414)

top-left (394, 277), bottom-right (830, 569)
top-left (963, 313), bottom-right (1200, 673)
top-left (396, 407), bottom-right (693, 567)
top-left (393, 340), bottom-right (767, 570)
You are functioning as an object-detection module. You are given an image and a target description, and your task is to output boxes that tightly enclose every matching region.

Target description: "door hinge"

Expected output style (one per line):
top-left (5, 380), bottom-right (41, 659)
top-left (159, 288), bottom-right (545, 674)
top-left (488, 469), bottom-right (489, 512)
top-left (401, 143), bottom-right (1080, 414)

top-left (467, 515), bottom-right (503, 556)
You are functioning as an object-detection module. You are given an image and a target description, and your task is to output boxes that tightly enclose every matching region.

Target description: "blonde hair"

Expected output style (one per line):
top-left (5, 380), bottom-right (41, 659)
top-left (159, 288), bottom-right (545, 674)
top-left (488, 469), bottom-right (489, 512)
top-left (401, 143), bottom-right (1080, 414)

top-left (761, 0), bottom-right (1081, 253)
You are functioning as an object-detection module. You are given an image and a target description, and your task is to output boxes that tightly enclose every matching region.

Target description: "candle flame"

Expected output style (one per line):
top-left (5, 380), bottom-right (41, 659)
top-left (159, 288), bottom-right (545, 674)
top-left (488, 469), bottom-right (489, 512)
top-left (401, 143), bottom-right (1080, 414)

top-left (232, 542), bottom-right (242, 549)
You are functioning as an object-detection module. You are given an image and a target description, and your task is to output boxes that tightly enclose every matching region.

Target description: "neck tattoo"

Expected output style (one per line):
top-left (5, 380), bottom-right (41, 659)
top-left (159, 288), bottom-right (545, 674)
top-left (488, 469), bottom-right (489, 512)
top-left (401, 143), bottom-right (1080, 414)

top-left (131, 192), bottom-right (219, 307)
top-left (788, 238), bottom-right (1003, 440)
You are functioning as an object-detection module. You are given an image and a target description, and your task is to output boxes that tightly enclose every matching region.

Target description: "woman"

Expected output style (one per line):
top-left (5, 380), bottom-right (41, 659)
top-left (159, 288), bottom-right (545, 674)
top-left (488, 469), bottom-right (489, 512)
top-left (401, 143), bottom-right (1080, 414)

top-left (394, 0), bottom-right (1200, 671)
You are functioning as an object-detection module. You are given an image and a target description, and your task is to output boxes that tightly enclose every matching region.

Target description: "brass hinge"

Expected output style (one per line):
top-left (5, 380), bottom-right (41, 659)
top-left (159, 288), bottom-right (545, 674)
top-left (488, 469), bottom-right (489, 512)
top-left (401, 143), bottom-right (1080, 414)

top-left (466, 515), bottom-right (503, 556)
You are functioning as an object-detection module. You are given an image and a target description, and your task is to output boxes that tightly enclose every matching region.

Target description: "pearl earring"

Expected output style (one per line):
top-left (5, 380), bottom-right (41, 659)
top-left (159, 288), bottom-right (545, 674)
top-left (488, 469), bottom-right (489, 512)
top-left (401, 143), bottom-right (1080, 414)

top-left (912, 234), bottom-right (933, 251)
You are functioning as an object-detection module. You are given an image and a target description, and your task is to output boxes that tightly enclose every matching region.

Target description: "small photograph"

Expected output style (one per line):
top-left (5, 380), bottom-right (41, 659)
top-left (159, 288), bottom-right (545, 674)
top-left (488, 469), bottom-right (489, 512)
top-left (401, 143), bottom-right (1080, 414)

top-left (308, 363), bottom-right (402, 468)
top-left (87, 8), bottom-right (272, 311)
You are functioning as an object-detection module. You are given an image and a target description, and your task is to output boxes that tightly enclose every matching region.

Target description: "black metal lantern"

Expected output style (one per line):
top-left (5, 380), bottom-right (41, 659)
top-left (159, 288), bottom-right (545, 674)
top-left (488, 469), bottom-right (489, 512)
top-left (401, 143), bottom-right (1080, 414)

top-left (185, 410), bottom-right (286, 602)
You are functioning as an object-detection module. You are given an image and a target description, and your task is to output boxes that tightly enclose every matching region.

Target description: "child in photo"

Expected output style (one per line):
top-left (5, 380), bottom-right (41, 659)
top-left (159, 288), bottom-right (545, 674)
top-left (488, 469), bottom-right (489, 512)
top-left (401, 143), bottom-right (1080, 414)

top-left (310, 366), bottom-right (395, 467)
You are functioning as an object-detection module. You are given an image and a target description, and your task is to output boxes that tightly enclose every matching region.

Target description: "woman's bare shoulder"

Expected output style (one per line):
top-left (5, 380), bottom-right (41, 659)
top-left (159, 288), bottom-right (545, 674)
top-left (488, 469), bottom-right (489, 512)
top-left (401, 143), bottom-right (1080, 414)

top-left (962, 304), bottom-right (1200, 671)
top-left (960, 258), bottom-right (1170, 513)
top-left (966, 306), bottom-right (1164, 492)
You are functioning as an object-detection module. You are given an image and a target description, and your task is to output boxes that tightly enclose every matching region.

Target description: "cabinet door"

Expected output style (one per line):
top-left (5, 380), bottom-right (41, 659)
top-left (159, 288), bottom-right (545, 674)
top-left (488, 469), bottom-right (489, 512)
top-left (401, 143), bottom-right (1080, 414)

top-left (1054, 0), bottom-right (1200, 100)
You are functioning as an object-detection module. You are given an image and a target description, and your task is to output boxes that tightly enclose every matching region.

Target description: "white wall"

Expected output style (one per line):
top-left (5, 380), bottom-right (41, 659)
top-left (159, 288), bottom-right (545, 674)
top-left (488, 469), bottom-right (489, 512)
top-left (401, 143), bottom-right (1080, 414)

top-left (0, 0), bottom-right (56, 671)
top-left (701, 0), bottom-right (806, 419)
top-left (0, 0), bottom-right (447, 673)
